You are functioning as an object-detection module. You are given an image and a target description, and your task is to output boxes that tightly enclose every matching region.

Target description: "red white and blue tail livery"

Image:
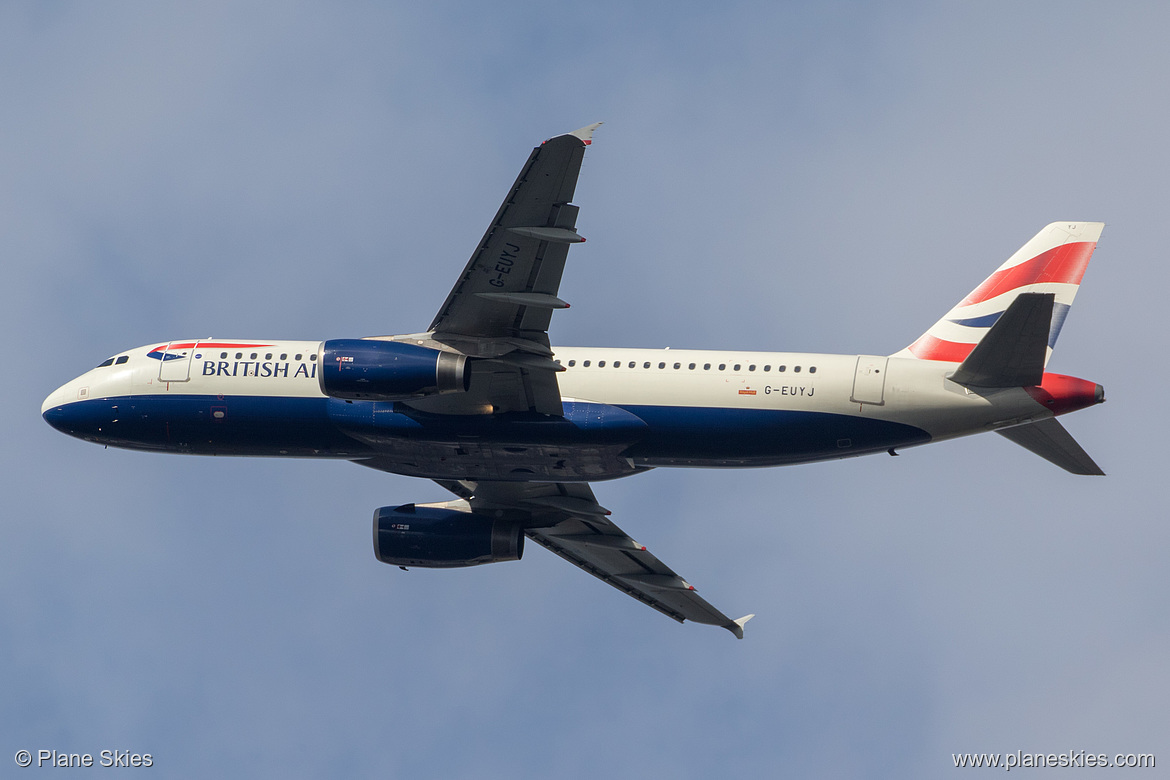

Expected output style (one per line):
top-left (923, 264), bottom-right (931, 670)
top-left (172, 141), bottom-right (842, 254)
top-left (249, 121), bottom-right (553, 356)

top-left (42, 125), bottom-right (1106, 638)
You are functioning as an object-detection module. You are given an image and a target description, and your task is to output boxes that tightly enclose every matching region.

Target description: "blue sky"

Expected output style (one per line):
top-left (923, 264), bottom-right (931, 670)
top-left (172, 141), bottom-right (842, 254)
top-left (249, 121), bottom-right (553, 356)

top-left (3, 2), bottom-right (1167, 777)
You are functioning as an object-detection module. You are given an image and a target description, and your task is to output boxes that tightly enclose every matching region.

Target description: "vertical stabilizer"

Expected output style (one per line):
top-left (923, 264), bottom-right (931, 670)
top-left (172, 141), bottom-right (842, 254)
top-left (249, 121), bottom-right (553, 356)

top-left (894, 222), bottom-right (1103, 365)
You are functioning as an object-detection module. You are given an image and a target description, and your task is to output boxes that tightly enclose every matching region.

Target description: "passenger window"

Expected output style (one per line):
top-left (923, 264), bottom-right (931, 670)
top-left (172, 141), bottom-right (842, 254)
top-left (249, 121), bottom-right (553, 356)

top-left (583, 360), bottom-right (591, 367)
top-left (628, 361), bottom-right (635, 368)
top-left (673, 362), bottom-right (681, 369)
top-left (97, 358), bottom-right (115, 368)
top-left (764, 365), bottom-right (771, 372)
top-left (643, 362), bottom-right (650, 369)
top-left (778, 365), bottom-right (787, 372)
top-left (658, 362), bottom-right (666, 369)
top-left (718, 364), bottom-right (726, 371)
top-left (295, 354), bottom-right (303, 361)
top-left (749, 364), bottom-right (756, 372)
top-left (733, 364), bottom-right (741, 371)
top-left (115, 356), bottom-right (129, 365)
top-left (810, 366), bottom-right (817, 374)
top-left (688, 363), bottom-right (696, 370)
top-left (236, 352), bottom-right (243, 359)
top-left (265, 353), bottom-right (273, 360)
top-left (280, 353), bottom-right (288, 360)
top-left (221, 352), bottom-right (228, 359)
top-left (703, 363), bottom-right (711, 370)
top-left (568, 360), bottom-right (576, 367)
top-left (794, 366), bottom-right (801, 373)
top-left (599, 361), bottom-right (606, 367)
top-left (250, 353), bottom-right (257, 360)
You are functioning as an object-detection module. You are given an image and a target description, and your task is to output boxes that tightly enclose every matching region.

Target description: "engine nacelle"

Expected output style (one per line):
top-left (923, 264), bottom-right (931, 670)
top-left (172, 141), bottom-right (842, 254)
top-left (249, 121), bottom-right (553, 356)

top-left (319, 339), bottom-right (469, 401)
top-left (373, 503), bottom-right (524, 568)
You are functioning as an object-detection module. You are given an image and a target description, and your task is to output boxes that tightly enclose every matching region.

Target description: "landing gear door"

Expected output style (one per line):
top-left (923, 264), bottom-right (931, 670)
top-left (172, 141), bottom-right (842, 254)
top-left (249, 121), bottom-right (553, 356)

top-left (158, 341), bottom-right (196, 382)
top-left (851, 355), bottom-right (888, 405)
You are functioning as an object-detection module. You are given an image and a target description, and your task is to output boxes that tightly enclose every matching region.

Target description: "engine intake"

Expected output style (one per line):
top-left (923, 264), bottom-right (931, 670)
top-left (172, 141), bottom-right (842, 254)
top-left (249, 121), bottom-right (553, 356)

top-left (373, 503), bottom-right (524, 568)
top-left (319, 339), bottom-right (469, 401)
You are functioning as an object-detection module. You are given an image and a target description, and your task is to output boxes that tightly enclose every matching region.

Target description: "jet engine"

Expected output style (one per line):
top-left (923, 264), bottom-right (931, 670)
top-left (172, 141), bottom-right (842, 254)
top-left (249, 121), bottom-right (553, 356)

top-left (319, 339), bottom-right (470, 401)
top-left (373, 503), bottom-right (524, 568)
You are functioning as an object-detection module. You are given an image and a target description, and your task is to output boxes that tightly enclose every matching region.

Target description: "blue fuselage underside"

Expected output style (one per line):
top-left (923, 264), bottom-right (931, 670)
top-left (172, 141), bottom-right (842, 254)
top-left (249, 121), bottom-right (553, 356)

top-left (43, 394), bottom-right (931, 475)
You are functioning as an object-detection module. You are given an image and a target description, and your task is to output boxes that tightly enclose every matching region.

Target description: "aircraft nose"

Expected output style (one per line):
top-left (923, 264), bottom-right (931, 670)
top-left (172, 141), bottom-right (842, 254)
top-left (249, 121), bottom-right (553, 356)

top-left (42, 382), bottom-right (71, 417)
top-left (42, 393), bottom-right (79, 435)
top-left (41, 381), bottom-right (92, 437)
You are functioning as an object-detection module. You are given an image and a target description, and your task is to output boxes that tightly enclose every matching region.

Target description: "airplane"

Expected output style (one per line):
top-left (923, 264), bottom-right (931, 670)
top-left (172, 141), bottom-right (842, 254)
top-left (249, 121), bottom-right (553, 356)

top-left (41, 124), bottom-right (1106, 638)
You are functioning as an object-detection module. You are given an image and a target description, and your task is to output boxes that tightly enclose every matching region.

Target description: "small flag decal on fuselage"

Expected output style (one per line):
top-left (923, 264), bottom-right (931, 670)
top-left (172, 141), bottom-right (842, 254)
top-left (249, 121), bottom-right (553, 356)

top-left (739, 389), bottom-right (757, 395)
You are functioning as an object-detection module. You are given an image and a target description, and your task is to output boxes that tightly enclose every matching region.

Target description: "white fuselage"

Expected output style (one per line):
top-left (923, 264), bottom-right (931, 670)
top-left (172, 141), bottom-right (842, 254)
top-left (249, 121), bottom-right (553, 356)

top-left (42, 339), bottom-right (1069, 481)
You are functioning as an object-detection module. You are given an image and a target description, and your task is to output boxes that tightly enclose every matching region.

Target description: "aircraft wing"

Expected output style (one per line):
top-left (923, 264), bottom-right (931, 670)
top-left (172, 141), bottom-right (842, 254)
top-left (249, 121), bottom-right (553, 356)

top-left (422, 124), bottom-right (601, 416)
top-left (435, 479), bottom-right (754, 638)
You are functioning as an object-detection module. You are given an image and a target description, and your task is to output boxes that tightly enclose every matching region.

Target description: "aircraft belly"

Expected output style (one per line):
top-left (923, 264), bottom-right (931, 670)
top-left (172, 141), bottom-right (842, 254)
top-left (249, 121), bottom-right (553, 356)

top-left (43, 394), bottom-right (365, 458)
top-left (621, 405), bottom-right (930, 465)
top-left (330, 398), bottom-right (648, 481)
top-left (356, 442), bottom-right (644, 482)
top-left (48, 391), bottom-right (934, 473)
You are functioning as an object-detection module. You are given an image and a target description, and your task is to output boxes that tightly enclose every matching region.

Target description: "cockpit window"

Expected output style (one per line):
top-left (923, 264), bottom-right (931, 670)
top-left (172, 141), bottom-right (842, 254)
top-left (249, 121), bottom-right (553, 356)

top-left (114, 356), bottom-right (129, 365)
top-left (96, 358), bottom-right (115, 368)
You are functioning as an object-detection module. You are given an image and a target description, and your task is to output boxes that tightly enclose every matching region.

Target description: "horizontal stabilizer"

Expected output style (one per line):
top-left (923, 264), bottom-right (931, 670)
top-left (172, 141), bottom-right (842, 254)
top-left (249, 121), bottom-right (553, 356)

top-left (951, 293), bottom-right (1053, 388)
top-left (997, 417), bottom-right (1105, 475)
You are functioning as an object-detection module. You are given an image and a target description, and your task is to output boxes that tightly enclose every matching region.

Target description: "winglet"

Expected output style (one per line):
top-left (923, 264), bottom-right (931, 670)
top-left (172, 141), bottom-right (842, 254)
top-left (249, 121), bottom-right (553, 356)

top-left (568, 122), bottom-right (603, 145)
top-left (727, 613), bottom-right (755, 639)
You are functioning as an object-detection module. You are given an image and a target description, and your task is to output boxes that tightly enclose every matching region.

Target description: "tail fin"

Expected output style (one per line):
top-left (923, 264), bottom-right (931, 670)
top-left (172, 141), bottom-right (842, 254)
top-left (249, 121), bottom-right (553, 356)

top-left (894, 222), bottom-right (1104, 364)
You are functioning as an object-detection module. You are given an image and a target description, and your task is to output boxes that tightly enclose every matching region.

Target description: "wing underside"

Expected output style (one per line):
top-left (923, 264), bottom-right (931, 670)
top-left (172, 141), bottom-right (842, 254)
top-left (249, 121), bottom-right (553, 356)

top-left (435, 479), bottom-right (753, 638)
top-left (418, 125), bottom-right (602, 417)
top-left (365, 126), bottom-right (751, 637)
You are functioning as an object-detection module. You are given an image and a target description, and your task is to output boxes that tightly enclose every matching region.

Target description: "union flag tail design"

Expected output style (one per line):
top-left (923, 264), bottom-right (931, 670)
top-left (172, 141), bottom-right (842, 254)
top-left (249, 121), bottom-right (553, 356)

top-left (895, 222), bottom-right (1104, 365)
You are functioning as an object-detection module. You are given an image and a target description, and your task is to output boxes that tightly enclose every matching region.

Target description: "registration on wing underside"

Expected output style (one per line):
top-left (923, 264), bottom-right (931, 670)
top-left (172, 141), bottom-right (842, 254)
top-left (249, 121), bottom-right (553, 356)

top-left (428, 134), bottom-right (588, 342)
